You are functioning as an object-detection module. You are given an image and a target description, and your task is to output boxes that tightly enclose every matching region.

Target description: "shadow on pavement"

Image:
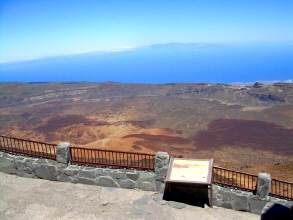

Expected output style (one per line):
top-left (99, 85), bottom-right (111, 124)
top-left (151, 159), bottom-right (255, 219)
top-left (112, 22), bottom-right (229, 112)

top-left (261, 203), bottom-right (293, 220)
top-left (163, 182), bottom-right (210, 208)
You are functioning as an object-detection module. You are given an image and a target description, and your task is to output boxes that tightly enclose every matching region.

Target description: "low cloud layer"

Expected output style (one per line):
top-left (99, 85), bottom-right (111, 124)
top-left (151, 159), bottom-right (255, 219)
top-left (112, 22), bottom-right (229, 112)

top-left (232, 79), bottom-right (293, 86)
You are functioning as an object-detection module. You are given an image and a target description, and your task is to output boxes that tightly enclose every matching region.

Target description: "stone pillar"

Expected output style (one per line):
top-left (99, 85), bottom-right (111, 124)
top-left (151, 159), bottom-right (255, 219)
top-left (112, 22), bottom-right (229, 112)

top-left (154, 152), bottom-right (170, 183)
top-left (256, 172), bottom-right (271, 200)
top-left (56, 142), bottom-right (71, 168)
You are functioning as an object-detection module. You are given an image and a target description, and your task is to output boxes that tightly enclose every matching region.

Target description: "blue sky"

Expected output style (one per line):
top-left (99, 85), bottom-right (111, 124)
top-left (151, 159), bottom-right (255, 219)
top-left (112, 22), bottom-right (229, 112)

top-left (1, 0), bottom-right (293, 63)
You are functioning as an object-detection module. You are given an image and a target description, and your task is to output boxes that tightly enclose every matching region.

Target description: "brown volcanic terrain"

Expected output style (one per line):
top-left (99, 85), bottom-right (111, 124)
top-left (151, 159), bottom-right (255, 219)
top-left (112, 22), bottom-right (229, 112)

top-left (1, 82), bottom-right (293, 181)
top-left (192, 119), bottom-right (293, 154)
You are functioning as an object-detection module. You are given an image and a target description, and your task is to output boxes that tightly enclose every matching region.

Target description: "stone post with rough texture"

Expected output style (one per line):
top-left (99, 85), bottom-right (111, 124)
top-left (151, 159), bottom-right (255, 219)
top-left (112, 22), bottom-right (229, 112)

top-left (56, 142), bottom-right (71, 168)
top-left (154, 152), bottom-right (170, 184)
top-left (256, 172), bottom-right (271, 200)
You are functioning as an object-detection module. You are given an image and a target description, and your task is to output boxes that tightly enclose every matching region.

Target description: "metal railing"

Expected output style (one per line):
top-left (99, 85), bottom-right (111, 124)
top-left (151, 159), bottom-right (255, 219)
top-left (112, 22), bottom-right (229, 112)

top-left (70, 146), bottom-right (155, 170)
top-left (270, 178), bottom-right (293, 200)
top-left (1, 135), bottom-right (292, 200)
top-left (213, 166), bottom-right (258, 192)
top-left (0, 135), bottom-right (56, 160)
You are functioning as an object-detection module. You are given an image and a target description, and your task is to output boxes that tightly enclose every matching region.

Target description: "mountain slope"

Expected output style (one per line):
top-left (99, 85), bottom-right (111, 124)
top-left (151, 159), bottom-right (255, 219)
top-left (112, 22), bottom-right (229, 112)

top-left (1, 82), bottom-right (293, 180)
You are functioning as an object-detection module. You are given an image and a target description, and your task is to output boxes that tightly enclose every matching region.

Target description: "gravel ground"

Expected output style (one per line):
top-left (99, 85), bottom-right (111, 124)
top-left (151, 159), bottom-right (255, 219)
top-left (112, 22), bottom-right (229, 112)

top-left (0, 172), bottom-right (259, 220)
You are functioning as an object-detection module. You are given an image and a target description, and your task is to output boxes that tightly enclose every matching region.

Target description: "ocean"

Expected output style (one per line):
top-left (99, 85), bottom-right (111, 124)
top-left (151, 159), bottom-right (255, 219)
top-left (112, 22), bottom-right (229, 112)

top-left (1, 42), bottom-right (293, 84)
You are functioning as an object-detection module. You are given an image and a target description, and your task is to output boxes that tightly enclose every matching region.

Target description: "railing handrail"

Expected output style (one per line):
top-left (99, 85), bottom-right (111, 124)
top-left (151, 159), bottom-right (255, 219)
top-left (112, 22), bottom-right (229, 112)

top-left (0, 135), bottom-right (57, 160)
top-left (271, 178), bottom-right (293, 185)
top-left (213, 166), bottom-right (258, 178)
top-left (70, 146), bottom-right (155, 156)
top-left (70, 147), bottom-right (155, 170)
top-left (69, 160), bottom-right (153, 169)
top-left (212, 166), bottom-right (258, 192)
top-left (213, 166), bottom-right (293, 185)
top-left (213, 166), bottom-right (293, 200)
top-left (0, 135), bottom-right (56, 147)
top-left (270, 178), bottom-right (293, 200)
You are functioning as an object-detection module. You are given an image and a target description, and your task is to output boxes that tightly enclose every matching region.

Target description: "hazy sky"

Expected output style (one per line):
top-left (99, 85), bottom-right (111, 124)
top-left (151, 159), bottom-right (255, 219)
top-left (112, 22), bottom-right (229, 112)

top-left (1, 0), bottom-right (293, 62)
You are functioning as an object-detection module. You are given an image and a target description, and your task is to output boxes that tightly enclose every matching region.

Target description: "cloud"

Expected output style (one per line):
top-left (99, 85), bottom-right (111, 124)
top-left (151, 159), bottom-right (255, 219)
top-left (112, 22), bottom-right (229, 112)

top-left (0, 57), bottom-right (38, 64)
top-left (232, 79), bottom-right (293, 86)
top-left (258, 79), bottom-right (293, 84)
top-left (231, 82), bottom-right (256, 86)
top-left (72, 46), bottom-right (136, 54)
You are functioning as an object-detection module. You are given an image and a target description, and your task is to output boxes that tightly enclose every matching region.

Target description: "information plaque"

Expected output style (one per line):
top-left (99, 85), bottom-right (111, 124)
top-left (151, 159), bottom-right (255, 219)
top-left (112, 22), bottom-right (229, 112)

top-left (165, 158), bottom-right (214, 207)
top-left (166, 158), bottom-right (213, 184)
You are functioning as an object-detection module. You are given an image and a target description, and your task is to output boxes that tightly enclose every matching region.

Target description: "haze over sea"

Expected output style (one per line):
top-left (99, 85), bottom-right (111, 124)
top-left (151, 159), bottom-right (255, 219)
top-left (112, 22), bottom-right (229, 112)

top-left (1, 42), bottom-right (293, 84)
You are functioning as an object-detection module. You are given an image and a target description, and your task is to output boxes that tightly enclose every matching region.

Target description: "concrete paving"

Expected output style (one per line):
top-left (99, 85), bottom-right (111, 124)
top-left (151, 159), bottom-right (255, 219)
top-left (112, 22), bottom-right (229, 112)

top-left (0, 172), bottom-right (259, 220)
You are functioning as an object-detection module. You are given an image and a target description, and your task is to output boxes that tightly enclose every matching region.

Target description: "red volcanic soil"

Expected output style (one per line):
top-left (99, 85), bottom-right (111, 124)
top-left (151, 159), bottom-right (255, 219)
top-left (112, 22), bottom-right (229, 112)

top-left (123, 119), bottom-right (157, 128)
top-left (122, 134), bottom-right (192, 145)
top-left (36, 115), bottom-right (113, 133)
top-left (36, 115), bottom-right (91, 133)
top-left (191, 119), bottom-right (293, 155)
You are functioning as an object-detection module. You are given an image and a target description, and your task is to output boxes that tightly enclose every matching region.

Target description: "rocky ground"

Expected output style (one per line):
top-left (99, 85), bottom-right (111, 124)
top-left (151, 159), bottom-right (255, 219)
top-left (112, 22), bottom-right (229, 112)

top-left (1, 82), bottom-right (293, 181)
top-left (0, 172), bottom-right (259, 220)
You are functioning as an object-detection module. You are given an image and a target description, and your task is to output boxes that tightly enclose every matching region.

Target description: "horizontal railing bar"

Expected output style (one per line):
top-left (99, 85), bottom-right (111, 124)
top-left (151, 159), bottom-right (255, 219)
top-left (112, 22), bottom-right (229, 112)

top-left (0, 135), bottom-right (56, 147)
top-left (269, 194), bottom-right (293, 200)
top-left (70, 146), bottom-right (155, 156)
top-left (70, 160), bottom-right (154, 170)
top-left (0, 143), bottom-right (56, 151)
top-left (212, 182), bottom-right (255, 191)
top-left (212, 166), bottom-right (257, 192)
top-left (213, 166), bottom-right (258, 177)
top-left (0, 148), bottom-right (55, 160)
top-left (69, 146), bottom-right (155, 170)
top-left (270, 178), bottom-right (293, 200)
top-left (271, 178), bottom-right (293, 185)
top-left (0, 135), bottom-right (57, 160)
top-left (213, 167), bottom-right (292, 200)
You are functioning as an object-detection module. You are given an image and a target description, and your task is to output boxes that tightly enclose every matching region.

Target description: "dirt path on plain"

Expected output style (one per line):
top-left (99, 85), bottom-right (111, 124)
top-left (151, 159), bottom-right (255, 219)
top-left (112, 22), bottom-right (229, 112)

top-left (0, 172), bottom-right (259, 220)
